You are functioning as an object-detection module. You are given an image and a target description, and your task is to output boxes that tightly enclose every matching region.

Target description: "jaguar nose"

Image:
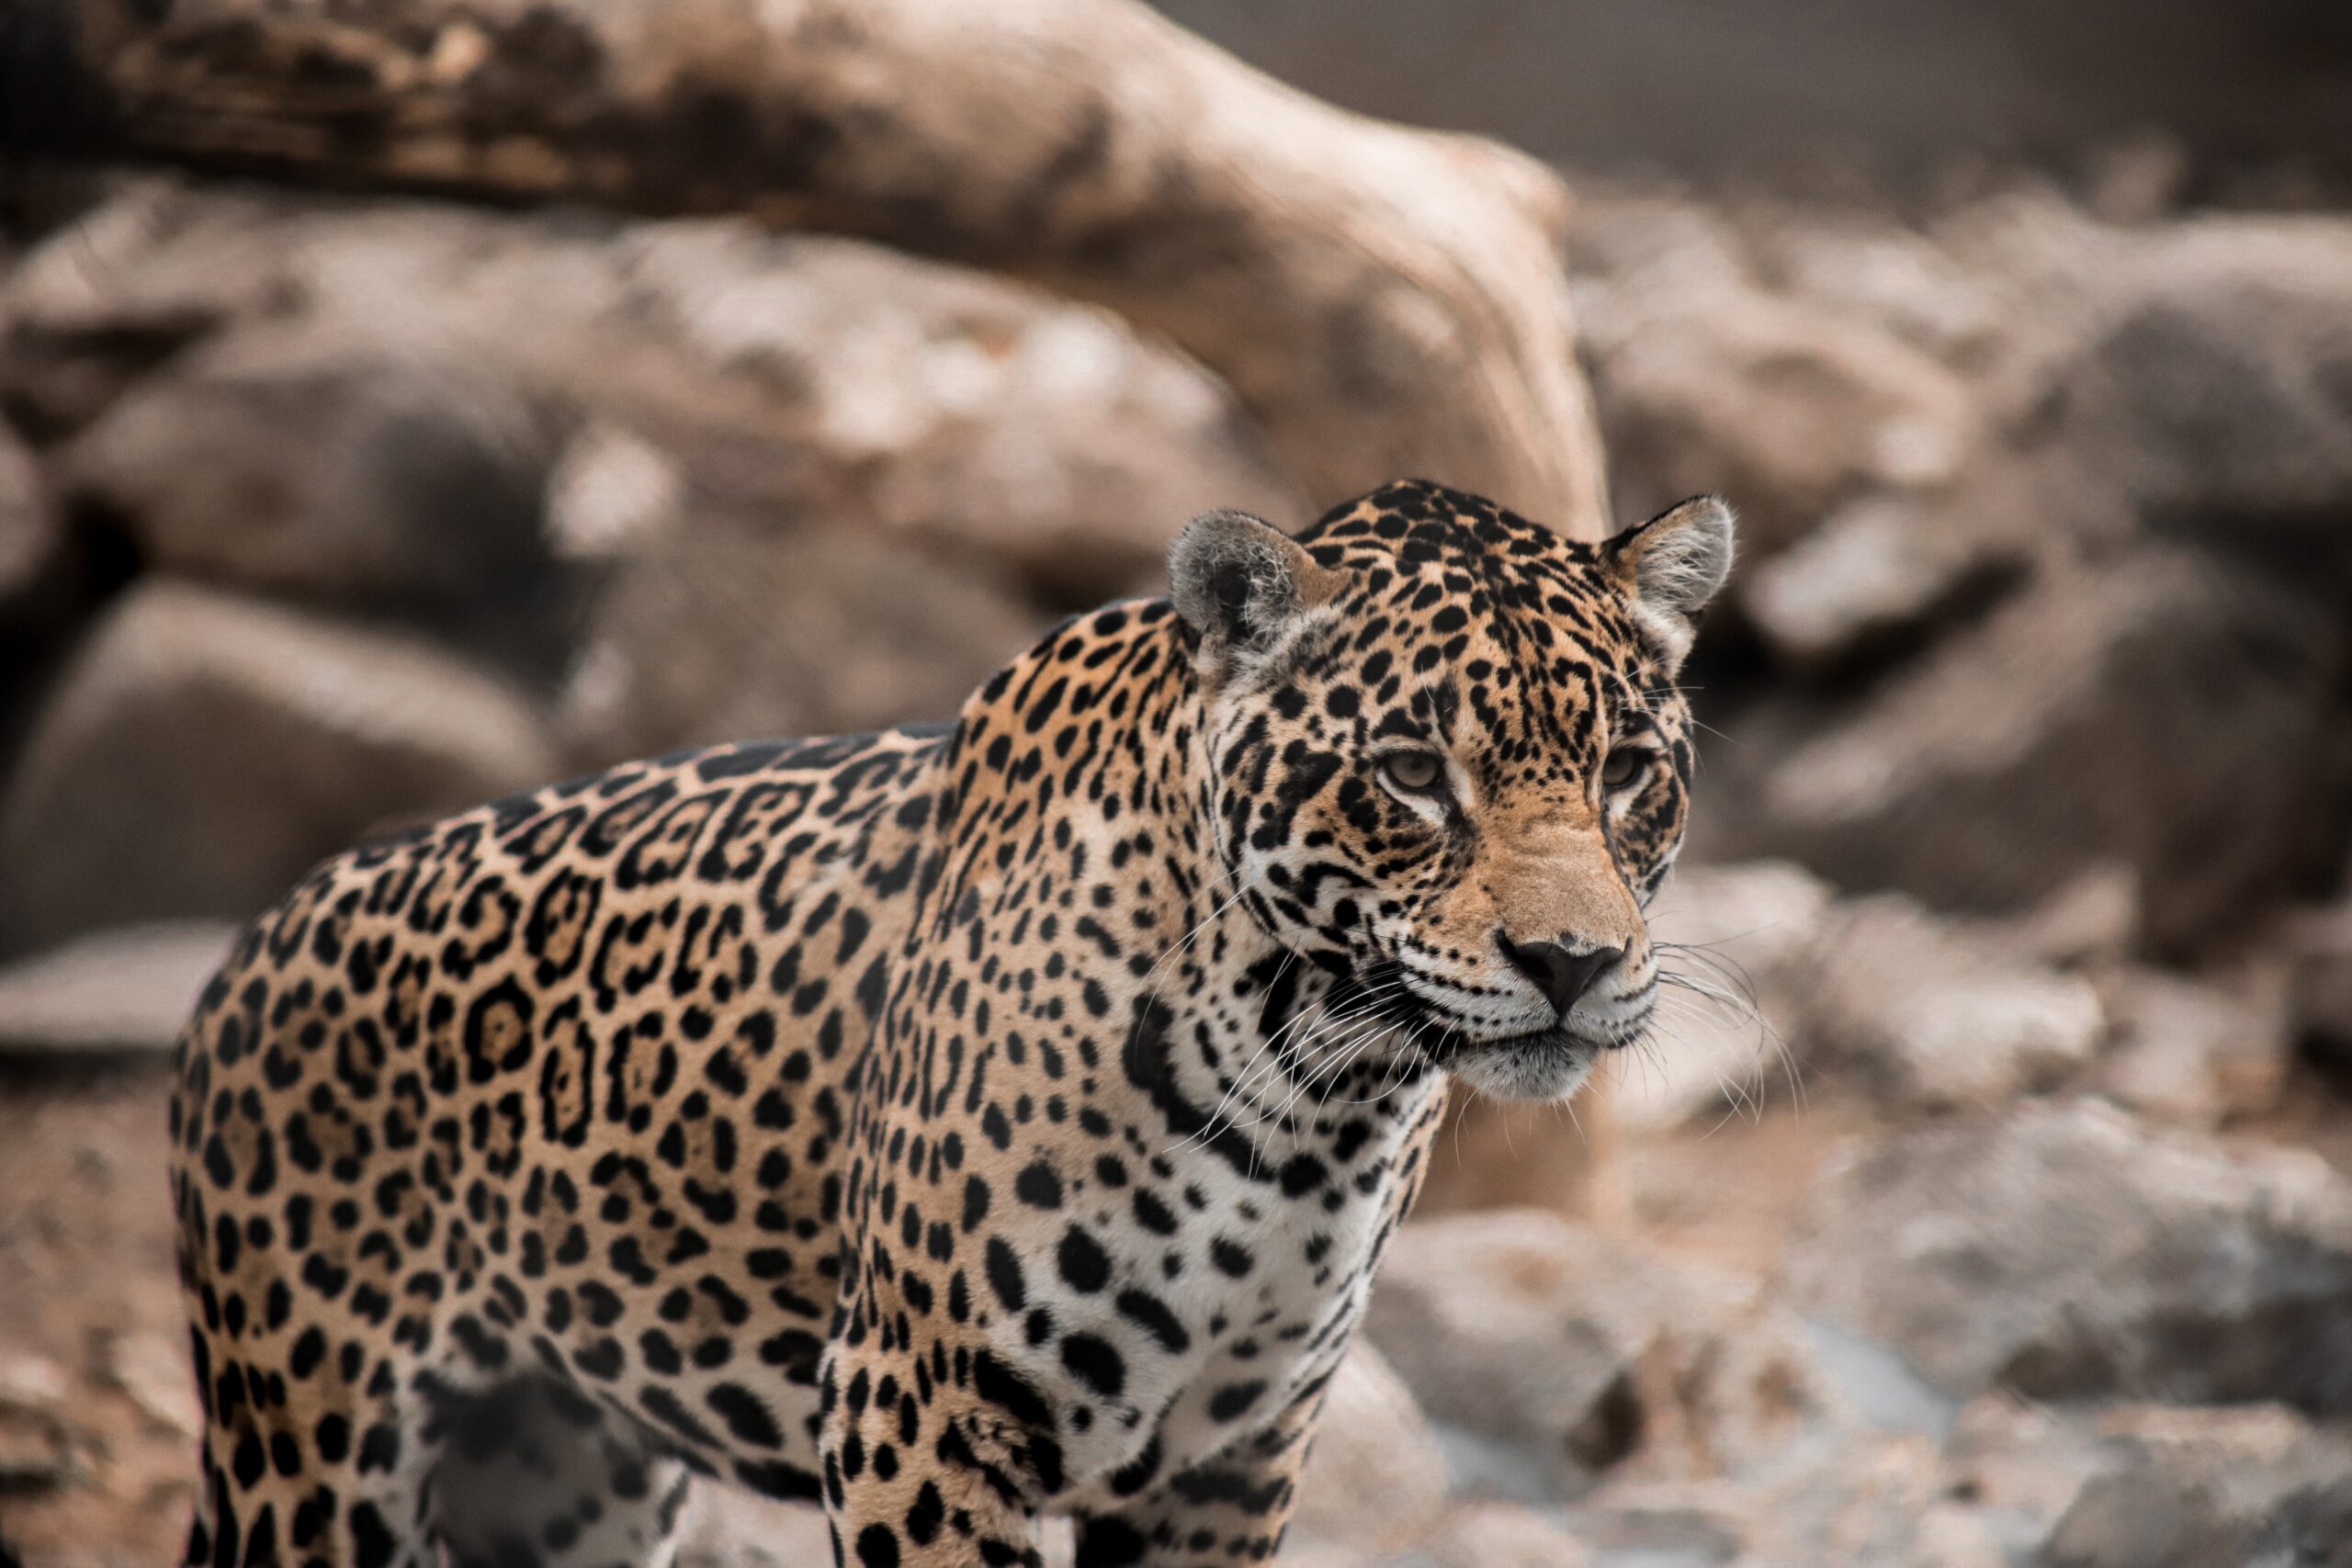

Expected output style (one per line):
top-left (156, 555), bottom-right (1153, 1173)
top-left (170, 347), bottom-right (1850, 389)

top-left (1498, 934), bottom-right (1624, 1016)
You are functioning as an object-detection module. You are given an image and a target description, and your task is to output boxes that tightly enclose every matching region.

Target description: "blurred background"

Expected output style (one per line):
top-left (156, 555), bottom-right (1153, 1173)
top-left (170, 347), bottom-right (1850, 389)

top-left (4, 1), bottom-right (2352, 1564)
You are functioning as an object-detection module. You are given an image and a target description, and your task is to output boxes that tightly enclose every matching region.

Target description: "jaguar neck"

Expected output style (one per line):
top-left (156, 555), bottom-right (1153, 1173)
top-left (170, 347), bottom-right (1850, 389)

top-left (925, 599), bottom-right (1439, 1179)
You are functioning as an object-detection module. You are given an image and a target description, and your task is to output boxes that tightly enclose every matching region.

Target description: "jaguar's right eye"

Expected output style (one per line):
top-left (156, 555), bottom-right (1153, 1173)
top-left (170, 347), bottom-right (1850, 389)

top-left (1379, 750), bottom-right (1446, 795)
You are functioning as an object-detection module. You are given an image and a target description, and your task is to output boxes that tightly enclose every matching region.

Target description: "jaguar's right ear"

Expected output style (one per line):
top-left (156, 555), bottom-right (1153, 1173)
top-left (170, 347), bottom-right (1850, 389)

top-left (1168, 510), bottom-right (1334, 659)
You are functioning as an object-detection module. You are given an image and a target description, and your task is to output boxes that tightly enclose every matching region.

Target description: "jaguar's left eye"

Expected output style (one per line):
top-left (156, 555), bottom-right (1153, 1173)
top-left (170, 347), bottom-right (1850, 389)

top-left (1600, 748), bottom-right (1652, 793)
top-left (1379, 751), bottom-right (1446, 795)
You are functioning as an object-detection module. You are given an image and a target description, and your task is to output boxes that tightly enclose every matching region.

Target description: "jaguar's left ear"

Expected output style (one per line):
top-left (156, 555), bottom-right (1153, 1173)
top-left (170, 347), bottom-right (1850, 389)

top-left (1604, 495), bottom-right (1736, 672)
top-left (1169, 509), bottom-right (1339, 672)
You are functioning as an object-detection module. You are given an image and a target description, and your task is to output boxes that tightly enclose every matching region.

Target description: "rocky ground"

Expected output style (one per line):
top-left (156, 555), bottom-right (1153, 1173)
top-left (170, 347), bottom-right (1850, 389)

top-left (4, 163), bottom-right (2352, 1566)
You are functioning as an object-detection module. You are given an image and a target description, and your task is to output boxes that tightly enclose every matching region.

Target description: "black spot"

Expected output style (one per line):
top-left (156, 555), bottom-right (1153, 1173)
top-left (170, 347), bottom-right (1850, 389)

top-left (1208, 1380), bottom-right (1267, 1421)
top-left (1014, 1161), bottom-right (1062, 1209)
top-left (1077, 1517), bottom-right (1150, 1567)
top-left (1114, 1289), bottom-right (1190, 1355)
top-left (984, 1237), bottom-right (1026, 1313)
top-left (972, 1349), bottom-right (1057, 1432)
top-left (1059, 1334), bottom-right (1126, 1399)
top-left (707, 1382), bottom-right (783, 1448)
top-left (1057, 1226), bottom-right (1112, 1293)
top-left (905, 1479), bottom-right (945, 1546)
top-left (856, 1523), bottom-right (900, 1568)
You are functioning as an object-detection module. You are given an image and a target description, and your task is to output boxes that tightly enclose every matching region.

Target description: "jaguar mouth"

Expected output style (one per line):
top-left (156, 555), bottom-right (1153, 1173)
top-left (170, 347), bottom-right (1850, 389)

top-left (1418, 1021), bottom-right (1612, 1062)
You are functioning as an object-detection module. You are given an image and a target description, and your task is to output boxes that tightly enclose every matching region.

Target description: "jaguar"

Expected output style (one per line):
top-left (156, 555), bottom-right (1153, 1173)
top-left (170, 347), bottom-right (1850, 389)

top-left (168, 479), bottom-right (1733, 1568)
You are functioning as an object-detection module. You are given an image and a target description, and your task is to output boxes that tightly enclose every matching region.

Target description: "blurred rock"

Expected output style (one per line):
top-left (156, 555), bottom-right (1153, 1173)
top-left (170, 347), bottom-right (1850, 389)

top-left (0, 922), bottom-right (232, 1059)
top-left (1782, 1101), bottom-right (2352, 1413)
top-left (616, 225), bottom-right (1299, 604)
top-left (1619, 860), bottom-right (1832, 1129)
top-left (1589, 278), bottom-right (1979, 563)
top-left (2062, 222), bottom-right (2352, 587)
top-left (0, 183), bottom-right (289, 441)
top-left (675, 1484), bottom-right (833, 1568)
top-left (1939, 1396), bottom-right (2128, 1559)
top-left (1411, 1503), bottom-right (1592, 1568)
top-left (0, 420), bottom-right (56, 627)
top-left (1810, 894), bottom-right (2103, 1112)
top-left (1551, 1492), bottom-right (1747, 1568)
top-left (0, 1353), bottom-right (76, 1494)
top-left (2284, 899), bottom-right (2352, 1081)
top-left (2042, 1404), bottom-right (2352, 1568)
top-left (1364, 1210), bottom-right (1845, 1495)
top-left (2090, 965), bottom-right (2291, 1127)
top-left (58, 334), bottom-right (571, 671)
top-left (6, 181), bottom-right (1296, 609)
top-left (1289, 1344), bottom-right (1451, 1554)
top-left (0, 582), bottom-right (557, 957)
top-left (1997, 864), bottom-right (2143, 970)
top-left (1741, 547), bottom-right (2352, 951)
top-left (559, 516), bottom-right (1042, 767)
top-left (1740, 491), bottom-right (2027, 673)
top-left (1555, 1436), bottom-right (1982, 1568)
top-left (97, 1330), bottom-right (201, 1440)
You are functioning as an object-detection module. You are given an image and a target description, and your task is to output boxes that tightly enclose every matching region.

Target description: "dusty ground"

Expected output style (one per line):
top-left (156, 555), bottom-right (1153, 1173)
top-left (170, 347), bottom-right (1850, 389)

top-left (0, 1065), bottom-right (194, 1568)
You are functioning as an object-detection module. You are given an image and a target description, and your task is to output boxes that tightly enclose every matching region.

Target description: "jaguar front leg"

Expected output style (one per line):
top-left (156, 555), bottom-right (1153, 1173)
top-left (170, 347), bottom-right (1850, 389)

top-left (1069, 1386), bottom-right (1324, 1568)
top-left (820, 1337), bottom-right (1056, 1568)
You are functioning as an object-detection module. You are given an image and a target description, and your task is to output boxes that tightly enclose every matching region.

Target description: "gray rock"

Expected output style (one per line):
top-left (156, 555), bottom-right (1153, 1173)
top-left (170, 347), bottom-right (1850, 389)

top-left (2090, 965), bottom-right (2291, 1128)
top-left (557, 514), bottom-right (1045, 769)
top-left (2041, 1404), bottom-right (2352, 1568)
top-left (58, 336), bottom-right (569, 660)
top-left (2284, 899), bottom-right (2352, 1080)
top-left (1409, 1504), bottom-right (1593, 1568)
top-left (1288, 1344), bottom-right (1452, 1556)
top-left (8, 180), bottom-right (1297, 613)
top-left (1809, 894), bottom-right (2103, 1112)
top-left (0, 922), bottom-right (235, 1059)
top-left (1571, 198), bottom-right (1982, 563)
top-left (1782, 1101), bottom-right (2352, 1414)
top-left (1741, 547), bottom-right (2352, 950)
top-left (1740, 491), bottom-right (2028, 673)
top-left (2061, 223), bottom-right (2352, 585)
top-left (0, 581), bottom-right (558, 957)
top-left (1939, 1397), bottom-right (2133, 1563)
top-left (1363, 1210), bottom-right (1849, 1495)
top-left (0, 420), bottom-right (57, 629)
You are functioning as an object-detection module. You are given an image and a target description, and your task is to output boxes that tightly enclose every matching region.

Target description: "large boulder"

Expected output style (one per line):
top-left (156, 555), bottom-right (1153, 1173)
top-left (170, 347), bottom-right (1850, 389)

top-left (1286, 1343), bottom-right (1451, 1555)
top-left (2058, 221), bottom-right (2352, 590)
top-left (57, 335), bottom-right (568, 662)
top-left (1626, 863), bottom-right (2105, 1122)
top-left (1808, 894), bottom-right (2103, 1112)
top-left (1363, 1209), bottom-right (1849, 1496)
top-left (0, 923), bottom-right (235, 1059)
top-left (1733, 547), bottom-right (2352, 950)
top-left (2041, 1404), bottom-right (2352, 1568)
top-left (1782, 1101), bottom-right (2352, 1414)
top-left (6, 180), bottom-right (1297, 615)
top-left (557, 513), bottom-right (1044, 768)
top-left (1570, 195), bottom-right (1984, 566)
top-left (0, 419), bottom-right (57, 630)
top-left (2088, 964), bottom-right (2291, 1128)
top-left (0, 582), bottom-right (558, 957)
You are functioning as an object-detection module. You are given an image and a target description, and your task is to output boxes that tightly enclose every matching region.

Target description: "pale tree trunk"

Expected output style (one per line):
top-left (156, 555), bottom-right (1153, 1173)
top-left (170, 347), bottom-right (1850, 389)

top-left (17, 0), bottom-right (1611, 536)
top-left (10, 0), bottom-right (1621, 1215)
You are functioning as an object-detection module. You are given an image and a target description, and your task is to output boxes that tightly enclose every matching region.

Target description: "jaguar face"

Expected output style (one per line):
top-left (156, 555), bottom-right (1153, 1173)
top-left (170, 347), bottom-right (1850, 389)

top-left (1170, 479), bottom-right (1734, 1101)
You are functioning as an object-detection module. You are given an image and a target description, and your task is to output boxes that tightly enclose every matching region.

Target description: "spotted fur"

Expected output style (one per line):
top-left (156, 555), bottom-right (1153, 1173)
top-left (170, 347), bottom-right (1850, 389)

top-left (168, 479), bottom-right (1731, 1568)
